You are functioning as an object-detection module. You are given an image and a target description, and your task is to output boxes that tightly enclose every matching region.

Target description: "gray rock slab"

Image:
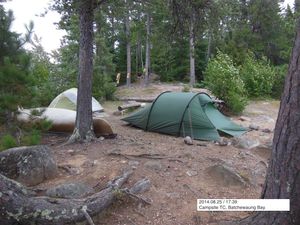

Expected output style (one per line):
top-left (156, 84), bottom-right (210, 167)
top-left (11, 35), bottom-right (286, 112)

top-left (144, 160), bottom-right (162, 171)
top-left (233, 137), bottom-right (260, 149)
top-left (0, 145), bottom-right (58, 186)
top-left (206, 164), bottom-right (247, 187)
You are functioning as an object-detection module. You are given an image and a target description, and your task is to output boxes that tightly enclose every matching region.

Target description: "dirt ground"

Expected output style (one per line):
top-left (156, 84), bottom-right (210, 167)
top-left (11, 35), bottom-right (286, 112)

top-left (40, 83), bottom-right (279, 225)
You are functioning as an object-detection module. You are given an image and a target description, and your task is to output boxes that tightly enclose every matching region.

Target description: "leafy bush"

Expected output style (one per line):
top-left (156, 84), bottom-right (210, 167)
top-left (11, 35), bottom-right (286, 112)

top-left (0, 113), bottom-right (51, 150)
top-left (204, 51), bottom-right (247, 114)
top-left (21, 130), bottom-right (41, 146)
top-left (182, 84), bottom-right (190, 92)
top-left (102, 81), bottom-right (117, 100)
top-left (193, 82), bottom-right (205, 89)
top-left (272, 64), bottom-right (288, 99)
top-left (240, 53), bottom-right (275, 97)
top-left (93, 75), bottom-right (117, 101)
top-left (0, 134), bottom-right (17, 151)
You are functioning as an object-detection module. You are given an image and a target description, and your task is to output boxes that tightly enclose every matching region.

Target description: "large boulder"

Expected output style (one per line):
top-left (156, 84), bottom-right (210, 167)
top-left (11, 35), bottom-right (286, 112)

top-left (206, 164), bottom-right (248, 187)
top-left (232, 136), bottom-right (260, 149)
top-left (0, 145), bottom-right (58, 186)
top-left (144, 160), bottom-right (162, 171)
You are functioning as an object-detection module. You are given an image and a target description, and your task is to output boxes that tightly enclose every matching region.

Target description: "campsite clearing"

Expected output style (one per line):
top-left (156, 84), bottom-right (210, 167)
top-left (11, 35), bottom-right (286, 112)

top-left (39, 83), bottom-right (278, 225)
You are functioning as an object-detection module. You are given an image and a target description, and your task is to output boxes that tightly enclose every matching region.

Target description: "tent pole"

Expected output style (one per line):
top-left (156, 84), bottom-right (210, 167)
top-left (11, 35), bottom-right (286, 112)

top-left (188, 108), bottom-right (194, 139)
top-left (182, 121), bottom-right (185, 137)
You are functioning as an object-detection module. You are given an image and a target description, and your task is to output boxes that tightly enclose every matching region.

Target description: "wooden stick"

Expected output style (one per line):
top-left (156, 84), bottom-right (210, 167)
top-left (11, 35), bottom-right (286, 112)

top-left (81, 207), bottom-right (96, 225)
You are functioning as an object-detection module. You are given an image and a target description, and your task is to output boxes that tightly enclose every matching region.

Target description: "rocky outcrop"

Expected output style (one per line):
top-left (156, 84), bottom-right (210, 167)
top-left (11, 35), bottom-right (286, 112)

top-left (0, 145), bottom-right (58, 186)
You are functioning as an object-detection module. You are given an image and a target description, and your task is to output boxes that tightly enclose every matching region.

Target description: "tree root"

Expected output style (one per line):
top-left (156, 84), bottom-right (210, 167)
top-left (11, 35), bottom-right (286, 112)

top-left (0, 170), bottom-right (150, 225)
top-left (65, 127), bottom-right (96, 145)
top-left (215, 212), bottom-right (290, 225)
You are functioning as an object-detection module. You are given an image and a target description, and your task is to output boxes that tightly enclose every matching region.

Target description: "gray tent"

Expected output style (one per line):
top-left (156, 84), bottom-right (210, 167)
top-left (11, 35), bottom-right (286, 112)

top-left (49, 88), bottom-right (103, 112)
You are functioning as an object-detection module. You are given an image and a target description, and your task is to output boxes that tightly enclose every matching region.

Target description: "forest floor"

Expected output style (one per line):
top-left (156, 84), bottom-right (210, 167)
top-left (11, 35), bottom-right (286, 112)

top-left (40, 82), bottom-right (279, 225)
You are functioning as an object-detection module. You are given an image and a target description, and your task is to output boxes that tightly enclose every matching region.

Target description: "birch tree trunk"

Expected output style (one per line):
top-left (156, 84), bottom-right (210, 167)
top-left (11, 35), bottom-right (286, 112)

top-left (69, 0), bottom-right (95, 142)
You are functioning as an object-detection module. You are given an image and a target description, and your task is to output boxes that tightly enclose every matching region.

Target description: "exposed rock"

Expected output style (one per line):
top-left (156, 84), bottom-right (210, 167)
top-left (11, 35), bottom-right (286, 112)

top-left (92, 160), bottom-right (99, 166)
top-left (263, 140), bottom-right (272, 149)
top-left (0, 145), bottom-right (58, 186)
top-left (67, 149), bottom-right (75, 154)
top-left (206, 164), bottom-right (247, 187)
top-left (250, 161), bottom-right (268, 186)
top-left (256, 115), bottom-right (275, 123)
top-left (184, 136), bottom-right (193, 145)
top-left (144, 160), bottom-right (162, 171)
top-left (249, 124), bottom-right (260, 130)
top-left (99, 136), bottom-right (105, 141)
top-left (130, 178), bottom-right (151, 194)
top-left (166, 192), bottom-right (180, 198)
top-left (257, 143), bottom-right (272, 151)
top-left (186, 170), bottom-right (198, 177)
top-left (239, 116), bottom-right (251, 122)
top-left (233, 136), bottom-right (260, 149)
top-left (252, 143), bottom-right (272, 159)
top-left (58, 164), bottom-right (81, 175)
top-left (196, 142), bottom-right (207, 147)
top-left (0, 170), bottom-right (150, 225)
top-left (216, 137), bottom-right (230, 146)
top-left (46, 182), bottom-right (94, 199)
top-left (113, 110), bottom-right (122, 116)
top-left (128, 160), bottom-right (140, 169)
top-left (261, 128), bottom-right (272, 133)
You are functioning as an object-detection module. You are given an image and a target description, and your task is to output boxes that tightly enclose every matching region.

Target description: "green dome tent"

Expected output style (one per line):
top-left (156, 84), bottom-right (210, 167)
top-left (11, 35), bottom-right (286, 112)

top-left (122, 92), bottom-right (247, 141)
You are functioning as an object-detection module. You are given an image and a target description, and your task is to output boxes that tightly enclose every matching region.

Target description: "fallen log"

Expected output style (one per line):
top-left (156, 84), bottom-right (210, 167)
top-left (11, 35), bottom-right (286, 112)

top-left (107, 150), bottom-right (185, 162)
top-left (0, 170), bottom-right (150, 225)
top-left (117, 97), bottom-right (154, 102)
top-left (118, 102), bottom-right (145, 111)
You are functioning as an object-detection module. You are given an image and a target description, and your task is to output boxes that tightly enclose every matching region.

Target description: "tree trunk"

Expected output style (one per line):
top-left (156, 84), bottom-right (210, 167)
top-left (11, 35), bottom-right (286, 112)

top-left (69, 0), bottom-right (95, 142)
top-left (109, 6), bottom-right (116, 54)
top-left (125, 0), bottom-right (131, 87)
top-left (189, 10), bottom-right (196, 87)
top-left (206, 25), bottom-right (212, 64)
top-left (144, 11), bottom-right (151, 86)
top-left (136, 32), bottom-right (140, 75)
top-left (235, 20), bottom-right (300, 225)
top-left (295, 0), bottom-right (300, 13)
top-left (136, 10), bottom-right (141, 77)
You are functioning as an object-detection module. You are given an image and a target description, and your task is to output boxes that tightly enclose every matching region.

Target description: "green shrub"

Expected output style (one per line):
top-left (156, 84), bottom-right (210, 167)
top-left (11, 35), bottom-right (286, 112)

top-left (182, 84), bottom-right (190, 92)
top-left (227, 91), bottom-right (247, 114)
top-left (193, 82), bottom-right (205, 89)
top-left (32, 118), bottom-right (52, 132)
top-left (1, 115), bottom-right (51, 150)
top-left (272, 64), bottom-right (288, 99)
top-left (21, 129), bottom-right (41, 146)
top-left (240, 53), bottom-right (275, 97)
top-left (0, 134), bottom-right (17, 151)
top-left (102, 81), bottom-right (117, 100)
top-left (93, 76), bottom-right (116, 101)
top-left (204, 51), bottom-right (247, 114)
